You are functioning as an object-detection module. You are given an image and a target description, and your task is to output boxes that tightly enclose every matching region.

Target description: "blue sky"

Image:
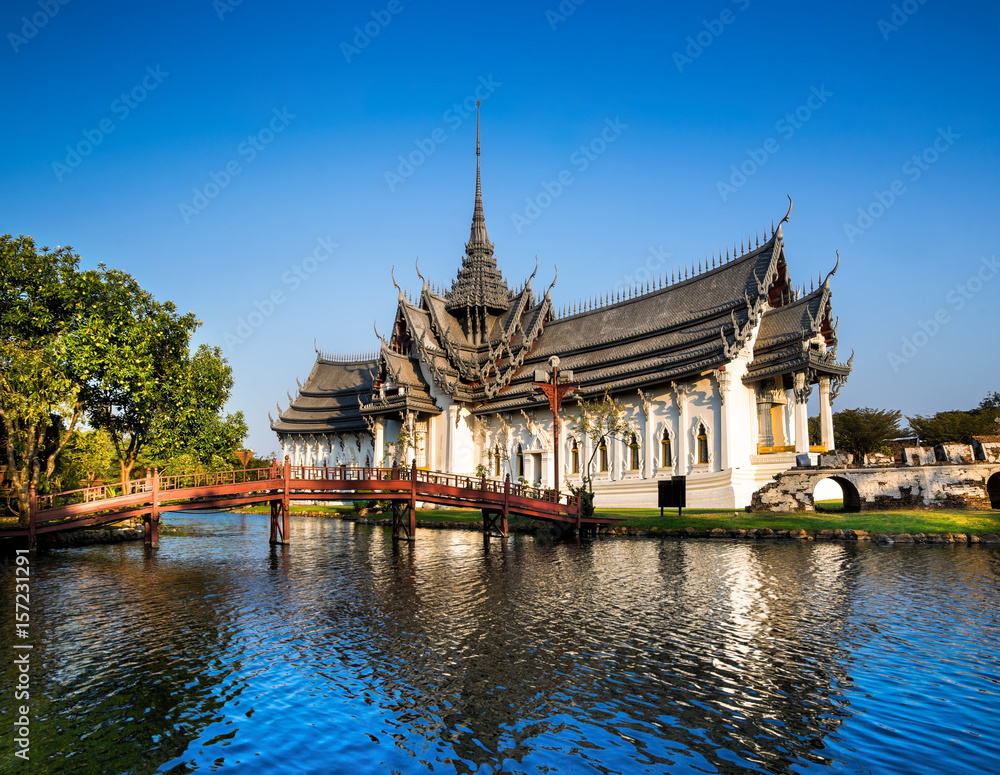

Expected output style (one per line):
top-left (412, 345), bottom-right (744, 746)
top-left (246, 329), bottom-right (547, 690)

top-left (3, 0), bottom-right (998, 455)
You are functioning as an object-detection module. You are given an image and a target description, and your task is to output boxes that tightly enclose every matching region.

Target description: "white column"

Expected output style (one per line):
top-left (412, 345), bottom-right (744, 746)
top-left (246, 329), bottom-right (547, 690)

top-left (446, 406), bottom-right (458, 472)
top-left (673, 382), bottom-right (691, 475)
top-left (541, 451), bottom-right (553, 488)
top-left (373, 420), bottom-right (384, 466)
top-left (641, 392), bottom-right (653, 479)
top-left (715, 370), bottom-right (732, 471)
top-left (819, 376), bottom-right (834, 451)
top-left (793, 372), bottom-right (810, 454)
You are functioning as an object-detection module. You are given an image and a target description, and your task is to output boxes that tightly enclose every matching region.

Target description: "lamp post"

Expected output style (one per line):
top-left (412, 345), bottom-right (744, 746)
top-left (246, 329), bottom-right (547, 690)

top-left (237, 448), bottom-right (254, 479)
top-left (532, 356), bottom-right (578, 499)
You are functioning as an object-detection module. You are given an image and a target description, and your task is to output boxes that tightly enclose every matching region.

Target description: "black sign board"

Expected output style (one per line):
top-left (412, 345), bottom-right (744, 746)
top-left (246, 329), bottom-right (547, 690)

top-left (658, 476), bottom-right (686, 516)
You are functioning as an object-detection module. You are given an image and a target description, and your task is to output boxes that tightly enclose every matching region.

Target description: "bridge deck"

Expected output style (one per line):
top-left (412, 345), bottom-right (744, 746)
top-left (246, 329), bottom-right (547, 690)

top-left (2, 461), bottom-right (616, 546)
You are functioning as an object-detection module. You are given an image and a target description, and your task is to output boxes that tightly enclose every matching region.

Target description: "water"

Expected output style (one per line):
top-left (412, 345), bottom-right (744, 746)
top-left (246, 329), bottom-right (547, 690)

top-left (2, 514), bottom-right (999, 774)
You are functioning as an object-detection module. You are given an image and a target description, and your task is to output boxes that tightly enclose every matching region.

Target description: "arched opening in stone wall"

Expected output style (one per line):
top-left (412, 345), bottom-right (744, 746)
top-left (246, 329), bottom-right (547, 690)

top-left (987, 473), bottom-right (1000, 510)
top-left (813, 476), bottom-right (862, 513)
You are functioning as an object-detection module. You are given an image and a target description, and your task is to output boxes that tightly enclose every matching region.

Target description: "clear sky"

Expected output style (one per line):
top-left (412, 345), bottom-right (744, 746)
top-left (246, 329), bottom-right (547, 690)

top-left (3, 0), bottom-right (998, 456)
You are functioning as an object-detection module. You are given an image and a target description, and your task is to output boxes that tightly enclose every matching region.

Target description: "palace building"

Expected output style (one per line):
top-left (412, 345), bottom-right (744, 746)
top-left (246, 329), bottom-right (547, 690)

top-left (270, 119), bottom-right (852, 508)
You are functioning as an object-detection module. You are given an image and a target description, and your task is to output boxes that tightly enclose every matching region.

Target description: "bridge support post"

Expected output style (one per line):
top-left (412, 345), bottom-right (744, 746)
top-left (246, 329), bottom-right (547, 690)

top-left (391, 461), bottom-right (417, 541)
top-left (28, 483), bottom-right (36, 551)
top-left (409, 459), bottom-right (417, 537)
top-left (144, 470), bottom-right (160, 548)
top-left (269, 500), bottom-right (281, 544)
top-left (481, 476), bottom-right (510, 538)
top-left (280, 455), bottom-right (291, 544)
top-left (502, 474), bottom-right (509, 535)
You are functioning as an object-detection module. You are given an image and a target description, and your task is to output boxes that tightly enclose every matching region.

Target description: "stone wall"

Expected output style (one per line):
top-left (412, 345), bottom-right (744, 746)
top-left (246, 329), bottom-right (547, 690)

top-left (751, 461), bottom-right (1000, 512)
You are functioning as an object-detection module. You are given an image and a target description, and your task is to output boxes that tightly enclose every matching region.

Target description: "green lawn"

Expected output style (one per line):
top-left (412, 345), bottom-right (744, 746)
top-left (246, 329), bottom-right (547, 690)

top-left (8, 502), bottom-right (996, 537)
top-left (231, 502), bottom-right (1000, 536)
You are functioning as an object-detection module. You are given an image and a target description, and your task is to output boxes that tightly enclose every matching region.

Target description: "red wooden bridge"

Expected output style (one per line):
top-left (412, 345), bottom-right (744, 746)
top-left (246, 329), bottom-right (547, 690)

top-left (3, 459), bottom-right (617, 549)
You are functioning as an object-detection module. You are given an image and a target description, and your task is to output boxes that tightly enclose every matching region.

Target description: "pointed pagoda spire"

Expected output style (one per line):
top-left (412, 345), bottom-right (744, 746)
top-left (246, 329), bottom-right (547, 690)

top-left (468, 99), bottom-right (489, 252)
top-left (446, 100), bottom-right (510, 317)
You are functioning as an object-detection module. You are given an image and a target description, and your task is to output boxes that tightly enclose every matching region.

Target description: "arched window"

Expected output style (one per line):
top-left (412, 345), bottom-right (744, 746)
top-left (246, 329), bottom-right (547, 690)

top-left (494, 444), bottom-right (501, 476)
top-left (599, 440), bottom-right (609, 472)
top-left (629, 433), bottom-right (640, 470)
top-left (661, 430), bottom-right (672, 467)
top-left (697, 423), bottom-right (709, 465)
top-left (571, 439), bottom-right (580, 474)
top-left (517, 444), bottom-right (524, 478)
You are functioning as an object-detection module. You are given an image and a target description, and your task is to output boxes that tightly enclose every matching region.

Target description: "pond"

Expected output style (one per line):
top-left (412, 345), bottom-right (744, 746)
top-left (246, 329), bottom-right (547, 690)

top-left (2, 514), bottom-right (998, 774)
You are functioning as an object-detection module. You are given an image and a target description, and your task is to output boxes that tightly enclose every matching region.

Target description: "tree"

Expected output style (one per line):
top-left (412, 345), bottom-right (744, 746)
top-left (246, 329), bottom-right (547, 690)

top-left (1, 233), bottom-right (248, 524)
top-left (570, 391), bottom-right (638, 514)
top-left (907, 391), bottom-right (1000, 445)
top-left (55, 427), bottom-right (116, 490)
top-left (140, 345), bottom-right (247, 472)
top-left (808, 415), bottom-right (821, 447)
top-left (0, 236), bottom-right (85, 524)
top-left (833, 407), bottom-right (902, 461)
top-left (65, 266), bottom-right (198, 484)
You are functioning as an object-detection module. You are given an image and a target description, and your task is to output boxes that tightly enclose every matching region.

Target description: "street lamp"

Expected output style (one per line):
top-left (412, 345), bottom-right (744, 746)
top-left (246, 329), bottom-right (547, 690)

top-left (532, 356), bottom-right (578, 499)
top-left (237, 448), bottom-right (254, 476)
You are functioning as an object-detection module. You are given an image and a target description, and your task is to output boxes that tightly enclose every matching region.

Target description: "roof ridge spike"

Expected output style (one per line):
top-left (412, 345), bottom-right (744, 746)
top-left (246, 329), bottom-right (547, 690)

top-left (756, 231), bottom-right (759, 248)
top-left (771, 219), bottom-right (775, 237)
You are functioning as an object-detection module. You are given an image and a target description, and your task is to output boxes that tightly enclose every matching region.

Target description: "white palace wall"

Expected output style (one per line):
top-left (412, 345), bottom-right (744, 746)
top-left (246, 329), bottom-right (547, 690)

top-left (281, 370), bottom-right (804, 510)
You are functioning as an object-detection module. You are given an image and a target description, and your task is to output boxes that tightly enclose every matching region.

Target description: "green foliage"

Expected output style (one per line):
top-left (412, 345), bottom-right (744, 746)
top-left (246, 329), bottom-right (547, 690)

top-left (66, 264), bottom-right (199, 483)
top-left (382, 412), bottom-right (419, 466)
top-left (808, 415), bottom-right (821, 446)
top-left (140, 345), bottom-right (247, 471)
top-left (568, 482), bottom-right (595, 518)
top-left (55, 427), bottom-right (116, 490)
top-left (0, 236), bottom-right (86, 521)
top-left (907, 391), bottom-right (1000, 445)
top-left (0, 234), bottom-right (249, 522)
top-left (571, 390), bottom-right (638, 493)
top-left (833, 407), bottom-right (903, 461)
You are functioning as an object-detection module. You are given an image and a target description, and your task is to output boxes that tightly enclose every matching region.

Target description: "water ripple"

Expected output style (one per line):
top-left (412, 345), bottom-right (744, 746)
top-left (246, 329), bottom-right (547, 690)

top-left (1, 516), bottom-right (999, 773)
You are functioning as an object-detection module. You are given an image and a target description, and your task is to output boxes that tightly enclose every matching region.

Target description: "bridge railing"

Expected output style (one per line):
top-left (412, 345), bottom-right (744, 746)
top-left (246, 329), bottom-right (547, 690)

top-left (159, 466), bottom-right (275, 493)
top-left (279, 464), bottom-right (578, 509)
top-left (36, 476), bottom-right (152, 513)
top-left (286, 465), bottom-right (393, 481)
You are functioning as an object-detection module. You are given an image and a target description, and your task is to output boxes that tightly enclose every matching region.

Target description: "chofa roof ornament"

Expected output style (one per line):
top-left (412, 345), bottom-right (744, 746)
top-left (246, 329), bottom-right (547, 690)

top-left (823, 250), bottom-right (840, 286)
top-left (545, 265), bottom-right (558, 298)
top-left (775, 194), bottom-right (793, 239)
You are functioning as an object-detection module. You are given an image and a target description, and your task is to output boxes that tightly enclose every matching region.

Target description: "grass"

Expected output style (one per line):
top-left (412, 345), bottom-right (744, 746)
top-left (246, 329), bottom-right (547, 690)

top-left (229, 502), bottom-right (1000, 535)
top-left (7, 502), bottom-right (998, 537)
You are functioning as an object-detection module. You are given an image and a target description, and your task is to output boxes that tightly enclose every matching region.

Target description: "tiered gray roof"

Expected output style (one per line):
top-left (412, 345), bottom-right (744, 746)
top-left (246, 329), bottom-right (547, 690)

top-left (271, 355), bottom-right (378, 435)
top-left (273, 135), bottom-right (851, 439)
